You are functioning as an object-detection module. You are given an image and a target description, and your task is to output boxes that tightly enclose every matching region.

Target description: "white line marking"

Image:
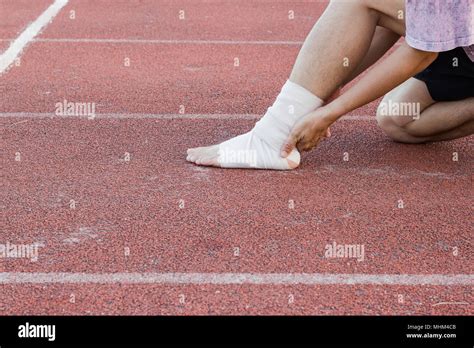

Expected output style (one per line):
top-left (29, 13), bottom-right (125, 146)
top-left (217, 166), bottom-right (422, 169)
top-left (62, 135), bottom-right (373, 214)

top-left (0, 38), bottom-right (303, 45)
top-left (0, 38), bottom-right (402, 47)
top-left (36, 38), bottom-right (305, 45)
top-left (0, 112), bottom-right (374, 121)
top-left (0, 273), bottom-right (472, 285)
top-left (0, 0), bottom-right (69, 74)
top-left (7, 119), bottom-right (29, 127)
top-left (432, 301), bottom-right (470, 307)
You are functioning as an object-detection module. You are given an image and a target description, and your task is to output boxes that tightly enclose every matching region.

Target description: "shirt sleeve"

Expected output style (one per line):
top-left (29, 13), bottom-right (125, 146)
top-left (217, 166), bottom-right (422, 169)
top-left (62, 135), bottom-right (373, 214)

top-left (405, 0), bottom-right (474, 52)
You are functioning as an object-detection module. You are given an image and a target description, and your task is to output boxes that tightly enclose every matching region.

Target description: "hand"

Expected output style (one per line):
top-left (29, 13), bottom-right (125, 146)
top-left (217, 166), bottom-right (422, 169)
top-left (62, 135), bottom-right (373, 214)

top-left (281, 106), bottom-right (333, 157)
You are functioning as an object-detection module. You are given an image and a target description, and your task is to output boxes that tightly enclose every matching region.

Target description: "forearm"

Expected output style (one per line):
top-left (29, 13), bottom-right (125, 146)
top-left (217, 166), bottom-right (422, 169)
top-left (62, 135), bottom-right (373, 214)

top-left (323, 43), bottom-right (438, 123)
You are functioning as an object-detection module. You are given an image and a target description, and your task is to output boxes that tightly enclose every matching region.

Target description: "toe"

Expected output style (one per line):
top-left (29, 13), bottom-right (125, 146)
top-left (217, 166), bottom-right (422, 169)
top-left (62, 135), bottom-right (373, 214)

top-left (199, 156), bottom-right (220, 167)
top-left (186, 144), bottom-right (221, 167)
top-left (187, 148), bottom-right (198, 155)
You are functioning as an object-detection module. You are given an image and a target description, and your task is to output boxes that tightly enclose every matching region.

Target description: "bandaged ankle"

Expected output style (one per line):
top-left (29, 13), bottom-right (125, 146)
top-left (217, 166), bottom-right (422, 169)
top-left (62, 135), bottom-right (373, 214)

top-left (218, 80), bottom-right (324, 170)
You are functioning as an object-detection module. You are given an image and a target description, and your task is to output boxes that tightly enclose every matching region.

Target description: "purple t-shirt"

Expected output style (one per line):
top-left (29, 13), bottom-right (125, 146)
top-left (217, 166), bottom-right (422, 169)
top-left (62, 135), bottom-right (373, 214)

top-left (405, 0), bottom-right (474, 61)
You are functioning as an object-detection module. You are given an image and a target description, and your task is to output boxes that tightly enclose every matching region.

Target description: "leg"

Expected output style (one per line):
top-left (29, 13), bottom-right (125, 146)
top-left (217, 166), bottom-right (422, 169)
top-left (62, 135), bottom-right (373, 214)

top-left (327, 26), bottom-right (400, 102)
top-left (343, 26), bottom-right (400, 85)
top-left (291, 0), bottom-right (405, 99)
top-left (376, 78), bottom-right (474, 143)
top-left (187, 0), bottom-right (406, 169)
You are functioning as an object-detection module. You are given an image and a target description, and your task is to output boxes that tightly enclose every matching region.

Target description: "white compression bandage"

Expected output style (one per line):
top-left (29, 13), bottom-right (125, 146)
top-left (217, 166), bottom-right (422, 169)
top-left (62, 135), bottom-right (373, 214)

top-left (217, 80), bottom-right (324, 169)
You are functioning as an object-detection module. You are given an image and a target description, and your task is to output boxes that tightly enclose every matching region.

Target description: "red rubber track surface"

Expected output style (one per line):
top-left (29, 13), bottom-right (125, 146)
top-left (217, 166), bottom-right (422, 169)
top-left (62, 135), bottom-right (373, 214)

top-left (0, 0), bottom-right (51, 38)
top-left (0, 0), bottom-right (472, 315)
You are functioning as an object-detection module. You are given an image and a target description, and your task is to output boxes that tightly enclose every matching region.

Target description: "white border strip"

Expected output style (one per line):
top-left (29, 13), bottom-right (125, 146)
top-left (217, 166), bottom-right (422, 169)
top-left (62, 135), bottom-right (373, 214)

top-left (0, 38), bottom-right (403, 47)
top-left (35, 38), bottom-right (304, 45)
top-left (432, 301), bottom-right (470, 307)
top-left (0, 273), bottom-right (472, 285)
top-left (0, 112), bottom-right (374, 121)
top-left (0, 0), bottom-right (69, 74)
top-left (0, 38), bottom-right (302, 45)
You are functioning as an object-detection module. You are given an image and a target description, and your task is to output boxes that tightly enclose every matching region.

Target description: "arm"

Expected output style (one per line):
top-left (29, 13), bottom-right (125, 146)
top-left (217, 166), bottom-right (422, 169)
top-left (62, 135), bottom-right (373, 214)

top-left (324, 42), bottom-right (438, 123)
top-left (281, 43), bottom-right (438, 156)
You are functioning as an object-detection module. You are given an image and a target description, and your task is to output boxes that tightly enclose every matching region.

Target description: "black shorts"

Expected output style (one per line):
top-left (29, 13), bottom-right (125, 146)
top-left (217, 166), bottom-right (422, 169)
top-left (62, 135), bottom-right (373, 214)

top-left (414, 47), bottom-right (474, 102)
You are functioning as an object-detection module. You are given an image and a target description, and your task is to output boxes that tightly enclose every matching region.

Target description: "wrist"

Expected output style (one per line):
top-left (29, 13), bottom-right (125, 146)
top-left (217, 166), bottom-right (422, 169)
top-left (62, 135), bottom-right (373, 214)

top-left (321, 101), bottom-right (344, 124)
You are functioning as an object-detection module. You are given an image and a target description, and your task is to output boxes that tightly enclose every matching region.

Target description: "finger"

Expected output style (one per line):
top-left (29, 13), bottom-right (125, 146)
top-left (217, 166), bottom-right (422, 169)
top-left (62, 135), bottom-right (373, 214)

top-left (296, 137), bottom-right (308, 152)
top-left (295, 136), bottom-right (311, 152)
top-left (325, 127), bottom-right (331, 138)
top-left (297, 139), bottom-right (318, 153)
top-left (296, 141), bottom-right (305, 153)
top-left (281, 130), bottom-right (300, 158)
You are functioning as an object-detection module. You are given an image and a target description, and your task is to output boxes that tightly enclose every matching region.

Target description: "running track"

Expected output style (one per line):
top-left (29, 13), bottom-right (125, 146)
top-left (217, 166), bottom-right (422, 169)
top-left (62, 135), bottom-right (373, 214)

top-left (0, 0), bottom-right (472, 315)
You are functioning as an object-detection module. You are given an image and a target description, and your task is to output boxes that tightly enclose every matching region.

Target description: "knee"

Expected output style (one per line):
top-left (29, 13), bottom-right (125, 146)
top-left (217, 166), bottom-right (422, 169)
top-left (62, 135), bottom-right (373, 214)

top-left (376, 107), bottom-right (402, 141)
top-left (376, 97), bottom-right (399, 135)
top-left (376, 103), bottom-right (420, 143)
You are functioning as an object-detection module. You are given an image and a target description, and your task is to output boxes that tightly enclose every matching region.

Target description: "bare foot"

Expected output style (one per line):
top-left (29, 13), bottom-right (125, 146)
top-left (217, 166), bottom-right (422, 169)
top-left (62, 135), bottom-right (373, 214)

top-left (186, 144), bottom-right (220, 167)
top-left (186, 132), bottom-right (300, 170)
top-left (186, 80), bottom-right (325, 170)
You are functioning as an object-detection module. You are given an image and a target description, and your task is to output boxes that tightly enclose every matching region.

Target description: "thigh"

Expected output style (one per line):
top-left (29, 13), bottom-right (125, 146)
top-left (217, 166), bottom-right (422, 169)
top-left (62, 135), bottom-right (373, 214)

top-left (377, 78), bottom-right (435, 127)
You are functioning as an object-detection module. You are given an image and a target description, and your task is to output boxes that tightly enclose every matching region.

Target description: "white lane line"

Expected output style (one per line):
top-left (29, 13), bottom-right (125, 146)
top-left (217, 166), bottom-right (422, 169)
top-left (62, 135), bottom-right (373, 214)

top-left (0, 112), bottom-right (374, 121)
top-left (432, 301), bottom-right (470, 307)
top-left (0, 273), bottom-right (472, 285)
top-left (36, 38), bottom-right (305, 45)
top-left (0, 38), bottom-right (303, 45)
top-left (0, 0), bottom-right (69, 74)
top-left (0, 38), bottom-right (402, 47)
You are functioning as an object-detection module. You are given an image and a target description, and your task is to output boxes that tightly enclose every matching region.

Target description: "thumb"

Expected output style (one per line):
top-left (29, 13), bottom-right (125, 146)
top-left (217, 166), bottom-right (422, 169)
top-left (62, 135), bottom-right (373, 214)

top-left (281, 131), bottom-right (298, 158)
